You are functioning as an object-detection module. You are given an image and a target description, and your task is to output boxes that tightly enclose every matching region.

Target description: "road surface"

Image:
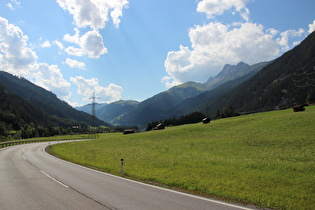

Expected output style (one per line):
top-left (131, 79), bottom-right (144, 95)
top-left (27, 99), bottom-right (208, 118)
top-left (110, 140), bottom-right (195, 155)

top-left (0, 142), bottom-right (254, 210)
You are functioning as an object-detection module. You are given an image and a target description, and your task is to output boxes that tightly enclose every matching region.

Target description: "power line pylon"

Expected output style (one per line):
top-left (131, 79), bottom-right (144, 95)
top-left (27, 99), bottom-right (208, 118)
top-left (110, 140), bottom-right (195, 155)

top-left (89, 92), bottom-right (99, 139)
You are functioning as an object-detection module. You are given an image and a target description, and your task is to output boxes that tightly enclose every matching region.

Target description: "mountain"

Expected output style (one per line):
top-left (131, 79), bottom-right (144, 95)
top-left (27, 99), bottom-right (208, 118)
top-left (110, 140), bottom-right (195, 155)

top-left (115, 27), bottom-right (315, 127)
top-left (108, 82), bottom-right (207, 127)
top-left (206, 61), bottom-right (271, 89)
top-left (76, 103), bottom-right (108, 114)
top-left (163, 61), bottom-right (271, 118)
top-left (111, 61), bottom-right (268, 127)
top-left (97, 100), bottom-right (140, 125)
top-left (230, 32), bottom-right (315, 111)
top-left (75, 100), bottom-right (140, 125)
top-left (0, 71), bottom-right (109, 127)
top-left (0, 83), bottom-right (50, 130)
top-left (200, 31), bottom-right (315, 117)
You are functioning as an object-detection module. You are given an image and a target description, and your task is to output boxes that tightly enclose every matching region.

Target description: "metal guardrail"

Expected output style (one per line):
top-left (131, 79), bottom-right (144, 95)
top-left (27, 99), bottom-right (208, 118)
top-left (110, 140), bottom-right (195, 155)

top-left (0, 139), bottom-right (86, 149)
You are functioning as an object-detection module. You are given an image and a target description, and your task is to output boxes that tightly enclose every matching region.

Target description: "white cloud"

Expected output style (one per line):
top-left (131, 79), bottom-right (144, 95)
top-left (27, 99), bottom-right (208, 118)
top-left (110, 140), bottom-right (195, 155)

top-left (6, 0), bottom-right (21, 10)
top-left (80, 30), bottom-right (107, 58)
top-left (63, 28), bottom-right (80, 44)
top-left (164, 22), bottom-right (280, 85)
top-left (6, 3), bottom-right (14, 10)
top-left (41, 40), bottom-right (51, 48)
top-left (162, 76), bottom-right (181, 89)
top-left (57, 0), bottom-right (128, 59)
top-left (56, 0), bottom-right (129, 29)
top-left (163, 1), bottom-right (309, 88)
top-left (0, 17), bottom-right (71, 100)
top-left (276, 28), bottom-right (305, 51)
top-left (65, 46), bottom-right (85, 57)
top-left (54, 40), bottom-right (65, 50)
top-left (309, 20), bottom-right (315, 33)
top-left (0, 17), bottom-right (37, 72)
top-left (64, 58), bottom-right (86, 69)
top-left (197, 0), bottom-right (250, 21)
top-left (64, 29), bottom-right (107, 58)
top-left (31, 63), bottom-right (71, 100)
top-left (70, 76), bottom-right (123, 103)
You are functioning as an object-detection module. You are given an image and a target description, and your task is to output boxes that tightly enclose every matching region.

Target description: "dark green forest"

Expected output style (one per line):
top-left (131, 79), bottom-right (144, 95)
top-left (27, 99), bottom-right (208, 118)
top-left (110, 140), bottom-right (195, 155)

top-left (0, 71), bottom-right (113, 141)
top-left (0, 83), bottom-right (92, 141)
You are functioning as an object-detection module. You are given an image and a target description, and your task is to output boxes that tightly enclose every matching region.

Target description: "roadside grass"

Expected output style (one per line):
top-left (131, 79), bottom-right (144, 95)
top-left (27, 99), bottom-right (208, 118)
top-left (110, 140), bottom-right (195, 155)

top-left (2, 134), bottom-right (89, 143)
top-left (49, 107), bottom-right (315, 209)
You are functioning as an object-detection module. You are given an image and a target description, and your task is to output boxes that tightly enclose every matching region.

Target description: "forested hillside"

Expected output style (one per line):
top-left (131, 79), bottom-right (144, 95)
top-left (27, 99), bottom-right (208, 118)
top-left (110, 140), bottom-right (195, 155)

top-left (200, 31), bottom-right (315, 117)
top-left (0, 71), bottom-right (107, 126)
top-left (107, 62), bottom-right (268, 127)
top-left (109, 82), bottom-right (207, 126)
top-left (0, 71), bottom-right (109, 141)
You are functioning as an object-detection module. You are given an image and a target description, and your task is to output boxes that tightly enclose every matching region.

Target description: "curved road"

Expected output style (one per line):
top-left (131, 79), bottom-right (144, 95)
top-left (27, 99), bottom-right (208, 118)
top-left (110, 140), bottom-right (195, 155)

top-left (0, 142), bottom-right (254, 210)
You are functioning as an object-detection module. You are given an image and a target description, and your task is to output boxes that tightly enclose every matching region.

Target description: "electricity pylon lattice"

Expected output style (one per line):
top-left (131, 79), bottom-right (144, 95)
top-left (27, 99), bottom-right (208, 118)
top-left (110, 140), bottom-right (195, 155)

top-left (89, 92), bottom-right (99, 139)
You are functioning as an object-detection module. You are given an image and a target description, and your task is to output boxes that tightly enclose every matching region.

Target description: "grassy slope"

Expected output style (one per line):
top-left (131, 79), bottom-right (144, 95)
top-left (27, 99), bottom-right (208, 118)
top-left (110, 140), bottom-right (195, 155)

top-left (50, 107), bottom-right (315, 209)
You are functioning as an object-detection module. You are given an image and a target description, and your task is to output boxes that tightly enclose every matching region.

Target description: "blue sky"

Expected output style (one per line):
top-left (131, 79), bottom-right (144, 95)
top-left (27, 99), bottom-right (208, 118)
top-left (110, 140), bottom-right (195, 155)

top-left (1, 0), bottom-right (315, 106)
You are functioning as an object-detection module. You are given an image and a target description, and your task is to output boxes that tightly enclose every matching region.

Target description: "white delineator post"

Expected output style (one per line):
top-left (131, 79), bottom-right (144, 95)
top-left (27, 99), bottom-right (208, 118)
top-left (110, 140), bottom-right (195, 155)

top-left (120, 159), bottom-right (125, 175)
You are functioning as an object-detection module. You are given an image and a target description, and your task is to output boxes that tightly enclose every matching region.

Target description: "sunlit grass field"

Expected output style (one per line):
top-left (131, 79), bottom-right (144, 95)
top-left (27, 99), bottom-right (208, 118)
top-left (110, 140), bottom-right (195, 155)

top-left (49, 107), bottom-right (315, 209)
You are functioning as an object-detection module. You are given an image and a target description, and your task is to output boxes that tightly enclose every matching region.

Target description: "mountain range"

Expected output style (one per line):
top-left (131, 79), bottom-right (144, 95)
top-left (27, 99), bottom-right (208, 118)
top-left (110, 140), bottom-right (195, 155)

top-left (76, 60), bottom-right (271, 127)
top-left (1, 31), bottom-right (314, 133)
top-left (77, 31), bottom-right (315, 128)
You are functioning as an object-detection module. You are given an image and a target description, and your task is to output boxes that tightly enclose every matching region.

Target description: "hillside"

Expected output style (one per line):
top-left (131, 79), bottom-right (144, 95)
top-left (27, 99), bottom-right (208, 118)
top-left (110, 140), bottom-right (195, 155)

top-left (102, 82), bottom-right (208, 127)
top-left (0, 71), bottom-right (110, 140)
top-left (76, 103), bottom-right (108, 115)
top-left (0, 71), bottom-right (108, 127)
top-left (165, 61), bottom-right (271, 118)
top-left (98, 100), bottom-right (140, 124)
top-left (110, 61), bottom-right (268, 127)
top-left (200, 31), bottom-right (315, 117)
top-left (206, 61), bottom-right (271, 90)
top-left (0, 83), bottom-right (82, 139)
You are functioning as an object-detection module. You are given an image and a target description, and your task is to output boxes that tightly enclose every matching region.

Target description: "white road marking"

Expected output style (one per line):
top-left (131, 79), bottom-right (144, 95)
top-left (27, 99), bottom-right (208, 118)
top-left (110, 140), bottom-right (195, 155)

top-left (22, 148), bottom-right (27, 160)
top-left (41, 170), bottom-right (69, 188)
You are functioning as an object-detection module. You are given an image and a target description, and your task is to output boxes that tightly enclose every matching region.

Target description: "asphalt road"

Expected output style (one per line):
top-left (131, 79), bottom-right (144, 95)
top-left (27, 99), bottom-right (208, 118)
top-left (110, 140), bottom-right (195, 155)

top-left (0, 142), bottom-right (254, 210)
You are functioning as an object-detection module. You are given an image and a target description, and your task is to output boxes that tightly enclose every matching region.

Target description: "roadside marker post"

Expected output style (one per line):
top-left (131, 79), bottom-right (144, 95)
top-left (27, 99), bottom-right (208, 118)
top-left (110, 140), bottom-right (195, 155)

top-left (120, 159), bottom-right (125, 175)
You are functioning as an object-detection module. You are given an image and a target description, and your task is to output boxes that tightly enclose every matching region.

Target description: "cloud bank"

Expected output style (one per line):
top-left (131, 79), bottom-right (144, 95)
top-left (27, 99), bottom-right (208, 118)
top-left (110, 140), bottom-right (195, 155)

top-left (70, 76), bottom-right (123, 103)
top-left (54, 0), bottom-right (129, 104)
top-left (63, 29), bottom-right (107, 58)
top-left (163, 0), bottom-right (308, 88)
top-left (56, 0), bottom-right (128, 29)
top-left (65, 58), bottom-right (86, 69)
top-left (1, 0), bottom-right (129, 105)
top-left (0, 17), bottom-right (71, 100)
top-left (56, 0), bottom-right (128, 58)
top-left (197, 0), bottom-right (250, 21)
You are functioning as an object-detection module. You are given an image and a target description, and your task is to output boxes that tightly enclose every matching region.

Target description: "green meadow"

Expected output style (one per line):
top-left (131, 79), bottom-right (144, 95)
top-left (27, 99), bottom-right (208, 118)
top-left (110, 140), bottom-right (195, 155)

top-left (49, 107), bottom-right (315, 209)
